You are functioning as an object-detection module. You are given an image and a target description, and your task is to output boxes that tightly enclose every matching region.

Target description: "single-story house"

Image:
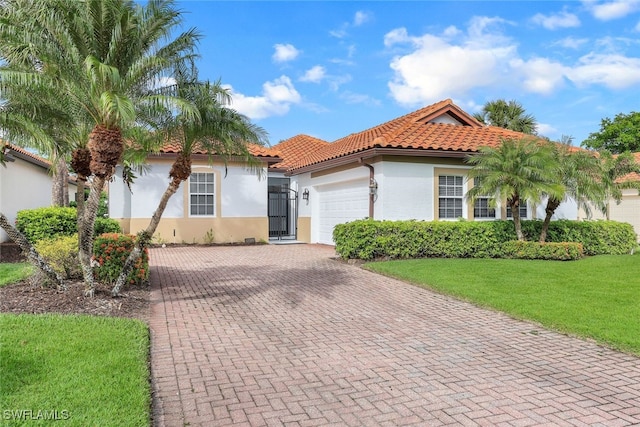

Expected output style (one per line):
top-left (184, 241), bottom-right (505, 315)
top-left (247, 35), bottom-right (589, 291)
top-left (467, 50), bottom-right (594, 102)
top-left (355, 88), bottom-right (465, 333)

top-left (108, 99), bottom-right (638, 245)
top-left (1, 143), bottom-right (77, 242)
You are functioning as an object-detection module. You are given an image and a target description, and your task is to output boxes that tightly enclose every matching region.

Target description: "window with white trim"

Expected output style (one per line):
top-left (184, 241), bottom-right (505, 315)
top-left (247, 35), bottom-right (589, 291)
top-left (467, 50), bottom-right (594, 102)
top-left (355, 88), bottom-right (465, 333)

top-left (506, 201), bottom-right (528, 219)
top-left (473, 178), bottom-right (495, 219)
top-left (189, 173), bottom-right (215, 216)
top-left (438, 175), bottom-right (464, 219)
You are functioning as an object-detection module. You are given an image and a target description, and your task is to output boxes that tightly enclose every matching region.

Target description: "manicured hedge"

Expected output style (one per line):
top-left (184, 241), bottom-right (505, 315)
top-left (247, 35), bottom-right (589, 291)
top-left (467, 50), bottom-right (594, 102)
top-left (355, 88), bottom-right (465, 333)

top-left (16, 207), bottom-right (121, 243)
top-left (333, 219), bottom-right (637, 260)
top-left (502, 241), bottom-right (584, 261)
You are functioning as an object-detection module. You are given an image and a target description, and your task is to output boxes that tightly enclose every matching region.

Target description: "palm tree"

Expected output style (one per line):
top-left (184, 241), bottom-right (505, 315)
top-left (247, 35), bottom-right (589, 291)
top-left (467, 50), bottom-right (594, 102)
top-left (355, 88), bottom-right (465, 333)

top-left (111, 77), bottom-right (267, 295)
top-left (466, 137), bottom-right (563, 241)
top-left (1, 0), bottom-right (200, 295)
top-left (598, 151), bottom-right (640, 219)
top-left (538, 139), bottom-right (606, 242)
top-left (474, 99), bottom-right (538, 134)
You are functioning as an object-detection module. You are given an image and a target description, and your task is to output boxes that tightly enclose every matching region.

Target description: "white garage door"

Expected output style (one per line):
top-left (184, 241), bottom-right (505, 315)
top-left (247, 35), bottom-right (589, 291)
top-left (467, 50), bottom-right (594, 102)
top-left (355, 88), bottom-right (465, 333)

top-left (317, 179), bottom-right (369, 245)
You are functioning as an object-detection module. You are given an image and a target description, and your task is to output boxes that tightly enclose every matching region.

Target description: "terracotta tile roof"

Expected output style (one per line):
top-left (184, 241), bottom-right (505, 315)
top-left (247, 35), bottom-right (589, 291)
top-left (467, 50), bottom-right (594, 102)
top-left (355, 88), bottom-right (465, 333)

top-left (2, 142), bottom-right (52, 169)
top-left (269, 135), bottom-right (330, 170)
top-left (159, 140), bottom-right (280, 159)
top-left (618, 152), bottom-right (640, 183)
top-left (288, 99), bottom-right (527, 171)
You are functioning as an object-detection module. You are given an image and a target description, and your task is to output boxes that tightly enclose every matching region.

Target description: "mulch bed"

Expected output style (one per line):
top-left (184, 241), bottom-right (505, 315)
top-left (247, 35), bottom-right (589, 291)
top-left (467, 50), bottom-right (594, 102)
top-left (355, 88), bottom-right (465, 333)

top-left (0, 279), bottom-right (150, 320)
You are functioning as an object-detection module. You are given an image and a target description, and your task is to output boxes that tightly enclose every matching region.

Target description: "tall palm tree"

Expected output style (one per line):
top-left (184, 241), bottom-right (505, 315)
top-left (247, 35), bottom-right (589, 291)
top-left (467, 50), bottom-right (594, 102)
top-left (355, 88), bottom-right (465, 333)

top-left (111, 77), bottom-right (268, 295)
top-left (466, 137), bottom-right (563, 241)
top-left (474, 99), bottom-right (538, 135)
top-left (1, 0), bottom-right (200, 295)
top-left (538, 138), bottom-right (606, 243)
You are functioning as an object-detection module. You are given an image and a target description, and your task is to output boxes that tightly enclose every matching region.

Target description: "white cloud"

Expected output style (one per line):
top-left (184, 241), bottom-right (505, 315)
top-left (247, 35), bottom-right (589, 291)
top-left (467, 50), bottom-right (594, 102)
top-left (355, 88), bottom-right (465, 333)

top-left (636, 20), bottom-right (640, 31)
top-left (531, 10), bottom-right (581, 29)
top-left (300, 65), bottom-right (327, 83)
top-left (331, 10), bottom-right (373, 38)
top-left (272, 44), bottom-right (301, 63)
top-left (536, 123), bottom-right (559, 137)
top-left (442, 25), bottom-right (461, 37)
top-left (225, 76), bottom-right (301, 119)
top-left (386, 16), bottom-right (640, 106)
top-left (567, 53), bottom-right (640, 88)
top-left (354, 11), bottom-right (372, 26)
top-left (384, 27), bottom-right (411, 47)
top-left (511, 57), bottom-right (568, 94)
top-left (554, 36), bottom-right (589, 49)
top-left (386, 20), bottom-right (517, 106)
top-left (583, 0), bottom-right (640, 20)
top-left (339, 91), bottom-right (381, 106)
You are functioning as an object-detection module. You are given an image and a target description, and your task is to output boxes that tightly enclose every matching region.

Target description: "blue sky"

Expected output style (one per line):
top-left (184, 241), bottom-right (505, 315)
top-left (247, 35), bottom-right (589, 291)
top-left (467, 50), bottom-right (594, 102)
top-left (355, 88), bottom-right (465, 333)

top-left (177, 1), bottom-right (640, 146)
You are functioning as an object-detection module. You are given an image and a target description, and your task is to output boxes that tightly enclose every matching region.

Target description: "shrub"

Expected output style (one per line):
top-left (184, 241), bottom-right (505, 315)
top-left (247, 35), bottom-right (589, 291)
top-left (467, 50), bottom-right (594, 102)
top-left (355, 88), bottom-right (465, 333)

top-left (16, 207), bottom-right (77, 243)
top-left (95, 217), bottom-right (122, 235)
top-left (501, 241), bottom-right (584, 261)
top-left (15, 207), bottom-right (121, 242)
top-left (93, 233), bottom-right (149, 287)
top-left (334, 219), bottom-right (636, 260)
top-left (34, 235), bottom-right (81, 279)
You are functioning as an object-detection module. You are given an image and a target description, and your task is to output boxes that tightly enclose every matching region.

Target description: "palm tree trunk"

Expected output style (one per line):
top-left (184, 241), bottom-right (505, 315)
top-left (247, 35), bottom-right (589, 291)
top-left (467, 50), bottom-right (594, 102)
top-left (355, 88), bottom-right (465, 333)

top-left (539, 197), bottom-right (561, 243)
top-left (52, 156), bottom-right (69, 206)
top-left (0, 212), bottom-right (65, 289)
top-left (111, 178), bottom-right (183, 296)
top-left (78, 175), bottom-right (106, 296)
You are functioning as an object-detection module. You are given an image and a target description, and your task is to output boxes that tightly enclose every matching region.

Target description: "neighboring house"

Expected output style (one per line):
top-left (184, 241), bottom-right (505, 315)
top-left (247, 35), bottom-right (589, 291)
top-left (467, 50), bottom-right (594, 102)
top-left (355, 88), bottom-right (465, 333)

top-left (0, 143), bottom-right (77, 242)
top-left (108, 144), bottom-right (281, 244)
top-left (580, 152), bottom-right (640, 240)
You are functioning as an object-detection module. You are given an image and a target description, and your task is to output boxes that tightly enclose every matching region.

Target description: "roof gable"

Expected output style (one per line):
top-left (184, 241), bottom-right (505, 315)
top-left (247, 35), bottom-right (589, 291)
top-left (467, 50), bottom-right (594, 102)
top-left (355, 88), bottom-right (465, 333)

top-left (270, 135), bottom-right (330, 170)
top-left (288, 99), bottom-right (528, 172)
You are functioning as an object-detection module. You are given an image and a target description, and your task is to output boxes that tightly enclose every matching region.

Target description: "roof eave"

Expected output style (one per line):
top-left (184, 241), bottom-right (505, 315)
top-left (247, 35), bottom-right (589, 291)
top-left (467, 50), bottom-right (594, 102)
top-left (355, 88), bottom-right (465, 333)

top-left (287, 147), bottom-right (473, 175)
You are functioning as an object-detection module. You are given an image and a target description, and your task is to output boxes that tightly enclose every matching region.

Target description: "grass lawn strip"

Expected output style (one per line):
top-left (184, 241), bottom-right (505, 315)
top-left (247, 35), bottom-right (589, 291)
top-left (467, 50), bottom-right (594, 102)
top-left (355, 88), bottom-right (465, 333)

top-left (0, 263), bottom-right (34, 287)
top-left (365, 254), bottom-right (640, 356)
top-left (0, 314), bottom-right (150, 426)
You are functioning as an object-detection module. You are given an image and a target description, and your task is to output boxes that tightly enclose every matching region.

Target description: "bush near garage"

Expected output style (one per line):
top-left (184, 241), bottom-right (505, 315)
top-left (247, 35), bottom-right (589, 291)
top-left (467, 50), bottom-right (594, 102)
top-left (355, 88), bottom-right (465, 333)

top-left (333, 219), bottom-right (636, 260)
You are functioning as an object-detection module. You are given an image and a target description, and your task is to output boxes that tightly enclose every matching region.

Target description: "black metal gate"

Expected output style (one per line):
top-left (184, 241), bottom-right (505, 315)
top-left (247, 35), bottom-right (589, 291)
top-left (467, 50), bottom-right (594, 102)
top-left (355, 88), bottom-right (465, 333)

top-left (268, 178), bottom-right (298, 240)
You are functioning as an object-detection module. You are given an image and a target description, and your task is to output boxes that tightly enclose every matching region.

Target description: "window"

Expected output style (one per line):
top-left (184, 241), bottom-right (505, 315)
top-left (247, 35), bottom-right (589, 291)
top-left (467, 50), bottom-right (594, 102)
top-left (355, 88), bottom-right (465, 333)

top-left (473, 178), bottom-right (495, 219)
top-left (190, 173), bottom-right (215, 216)
top-left (506, 201), bottom-right (528, 219)
top-left (438, 175), bottom-right (463, 219)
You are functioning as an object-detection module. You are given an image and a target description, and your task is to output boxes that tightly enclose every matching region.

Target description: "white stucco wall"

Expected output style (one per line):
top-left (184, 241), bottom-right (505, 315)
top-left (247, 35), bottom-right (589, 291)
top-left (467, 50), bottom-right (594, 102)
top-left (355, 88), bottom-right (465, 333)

top-left (220, 165), bottom-right (267, 217)
top-left (0, 159), bottom-right (54, 242)
top-left (109, 162), bottom-right (267, 220)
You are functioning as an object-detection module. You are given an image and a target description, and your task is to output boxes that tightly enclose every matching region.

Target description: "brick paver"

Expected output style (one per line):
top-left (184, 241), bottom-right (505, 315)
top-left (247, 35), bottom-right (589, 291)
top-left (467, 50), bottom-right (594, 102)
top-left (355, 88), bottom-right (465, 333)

top-left (148, 245), bottom-right (640, 426)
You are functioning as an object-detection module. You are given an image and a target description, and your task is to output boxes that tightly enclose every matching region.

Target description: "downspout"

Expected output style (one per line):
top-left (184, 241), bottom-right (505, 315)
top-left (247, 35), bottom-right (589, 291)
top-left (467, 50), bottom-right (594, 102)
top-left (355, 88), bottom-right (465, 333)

top-left (360, 159), bottom-right (376, 219)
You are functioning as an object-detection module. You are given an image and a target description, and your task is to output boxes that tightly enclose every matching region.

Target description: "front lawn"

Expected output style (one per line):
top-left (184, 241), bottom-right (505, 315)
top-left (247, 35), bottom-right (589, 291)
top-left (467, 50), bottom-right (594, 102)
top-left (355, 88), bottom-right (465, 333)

top-left (0, 263), bottom-right (33, 287)
top-left (365, 254), bottom-right (640, 355)
top-left (0, 314), bottom-right (150, 426)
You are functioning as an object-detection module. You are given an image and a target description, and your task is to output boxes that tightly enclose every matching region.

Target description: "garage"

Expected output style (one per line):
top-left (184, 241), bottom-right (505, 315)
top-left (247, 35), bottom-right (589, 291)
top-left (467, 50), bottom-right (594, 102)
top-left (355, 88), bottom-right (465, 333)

top-left (317, 179), bottom-right (369, 244)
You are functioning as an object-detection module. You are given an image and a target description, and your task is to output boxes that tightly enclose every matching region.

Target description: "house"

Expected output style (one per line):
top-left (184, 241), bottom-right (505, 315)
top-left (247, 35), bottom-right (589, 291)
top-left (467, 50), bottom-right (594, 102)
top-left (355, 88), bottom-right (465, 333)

top-left (580, 152), bottom-right (640, 240)
top-left (0, 143), bottom-right (77, 243)
top-left (113, 99), bottom-right (640, 246)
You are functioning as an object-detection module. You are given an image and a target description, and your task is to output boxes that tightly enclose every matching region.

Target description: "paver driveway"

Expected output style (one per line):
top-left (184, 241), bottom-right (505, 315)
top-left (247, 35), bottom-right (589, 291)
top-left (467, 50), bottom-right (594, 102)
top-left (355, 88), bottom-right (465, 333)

top-left (148, 244), bottom-right (640, 426)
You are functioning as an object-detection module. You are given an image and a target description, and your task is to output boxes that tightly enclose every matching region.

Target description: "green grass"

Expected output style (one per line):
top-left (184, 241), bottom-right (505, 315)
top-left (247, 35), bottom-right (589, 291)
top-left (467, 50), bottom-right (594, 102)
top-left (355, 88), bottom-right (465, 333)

top-left (0, 263), bottom-right (34, 287)
top-left (365, 253), bottom-right (640, 355)
top-left (0, 314), bottom-right (150, 426)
